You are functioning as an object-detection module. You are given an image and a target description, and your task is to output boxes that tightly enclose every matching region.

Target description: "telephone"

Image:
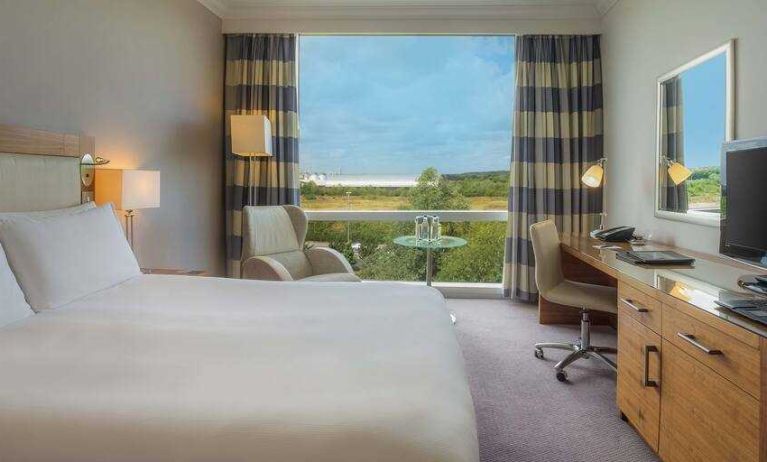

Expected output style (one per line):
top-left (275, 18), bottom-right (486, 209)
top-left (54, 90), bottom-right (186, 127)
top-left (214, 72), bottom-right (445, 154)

top-left (590, 226), bottom-right (636, 242)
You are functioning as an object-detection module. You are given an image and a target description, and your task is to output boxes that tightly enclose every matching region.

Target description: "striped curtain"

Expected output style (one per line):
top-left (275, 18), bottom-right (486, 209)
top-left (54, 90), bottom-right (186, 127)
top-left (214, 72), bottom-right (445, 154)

top-left (224, 34), bottom-right (300, 277)
top-left (503, 35), bottom-right (604, 302)
top-left (659, 76), bottom-right (687, 212)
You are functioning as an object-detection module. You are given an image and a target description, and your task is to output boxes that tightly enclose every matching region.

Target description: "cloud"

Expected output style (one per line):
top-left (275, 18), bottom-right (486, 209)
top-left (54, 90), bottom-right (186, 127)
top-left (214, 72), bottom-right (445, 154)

top-left (299, 36), bottom-right (515, 174)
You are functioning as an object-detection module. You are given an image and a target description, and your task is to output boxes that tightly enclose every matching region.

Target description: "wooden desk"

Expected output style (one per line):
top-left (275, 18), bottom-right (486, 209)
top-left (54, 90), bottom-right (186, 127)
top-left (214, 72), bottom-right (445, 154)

top-left (554, 235), bottom-right (767, 462)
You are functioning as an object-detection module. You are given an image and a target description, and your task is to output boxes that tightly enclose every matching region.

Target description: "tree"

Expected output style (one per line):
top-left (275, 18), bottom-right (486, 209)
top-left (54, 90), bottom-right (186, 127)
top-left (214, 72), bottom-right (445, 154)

top-left (407, 167), bottom-right (469, 210)
top-left (437, 222), bottom-right (505, 283)
top-left (356, 246), bottom-right (424, 281)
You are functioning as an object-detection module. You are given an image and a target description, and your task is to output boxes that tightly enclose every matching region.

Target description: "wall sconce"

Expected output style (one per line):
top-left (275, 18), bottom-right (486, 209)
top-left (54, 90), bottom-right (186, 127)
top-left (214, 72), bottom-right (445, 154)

top-left (581, 158), bottom-right (606, 188)
top-left (663, 158), bottom-right (692, 185)
top-left (581, 158), bottom-right (607, 230)
top-left (80, 154), bottom-right (110, 203)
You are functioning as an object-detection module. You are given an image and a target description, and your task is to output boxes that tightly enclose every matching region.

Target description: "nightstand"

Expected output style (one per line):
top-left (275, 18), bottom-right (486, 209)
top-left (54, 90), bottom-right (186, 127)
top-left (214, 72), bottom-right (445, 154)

top-left (141, 268), bottom-right (209, 277)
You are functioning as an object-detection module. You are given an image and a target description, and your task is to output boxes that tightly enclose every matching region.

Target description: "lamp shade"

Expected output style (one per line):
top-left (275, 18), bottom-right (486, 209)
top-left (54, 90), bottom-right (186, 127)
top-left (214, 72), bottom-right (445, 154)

top-left (231, 115), bottom-right (273, 157)
top-left (667, 161), bottom-right (692, 185)
top-left (96, 169), bottom-right (161, 210)
top-left (581, 164), bottom-right (604, 188)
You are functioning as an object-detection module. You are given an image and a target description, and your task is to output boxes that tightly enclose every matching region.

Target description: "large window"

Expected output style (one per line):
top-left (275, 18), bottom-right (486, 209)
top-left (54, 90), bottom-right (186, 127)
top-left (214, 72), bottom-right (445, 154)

top-left (299, 35), bottom-right (515, 212)
top-left (298, 36), bottom-right (515, 285)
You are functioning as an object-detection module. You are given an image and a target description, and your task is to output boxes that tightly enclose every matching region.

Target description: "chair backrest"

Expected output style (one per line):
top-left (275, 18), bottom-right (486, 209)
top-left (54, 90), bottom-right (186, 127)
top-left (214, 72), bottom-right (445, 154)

top-left (242, 205), bottom-right (311, 279)
top-left (529, 220), bottom-right (564, 296)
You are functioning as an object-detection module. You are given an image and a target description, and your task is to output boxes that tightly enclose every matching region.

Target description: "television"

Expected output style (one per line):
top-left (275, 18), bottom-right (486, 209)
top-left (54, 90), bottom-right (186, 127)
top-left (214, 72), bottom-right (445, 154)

top-left (720, 137), bottom-right (767, 268)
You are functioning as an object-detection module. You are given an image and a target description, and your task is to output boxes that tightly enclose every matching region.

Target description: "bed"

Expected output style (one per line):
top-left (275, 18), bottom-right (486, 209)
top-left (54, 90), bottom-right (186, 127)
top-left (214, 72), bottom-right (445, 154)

top-left (0, 125), bottom-right (478, 461)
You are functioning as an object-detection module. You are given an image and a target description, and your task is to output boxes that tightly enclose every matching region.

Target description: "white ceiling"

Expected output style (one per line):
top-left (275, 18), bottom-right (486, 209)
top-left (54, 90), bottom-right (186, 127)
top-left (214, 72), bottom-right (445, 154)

top-left (199, 0), bottom-right (620, 20)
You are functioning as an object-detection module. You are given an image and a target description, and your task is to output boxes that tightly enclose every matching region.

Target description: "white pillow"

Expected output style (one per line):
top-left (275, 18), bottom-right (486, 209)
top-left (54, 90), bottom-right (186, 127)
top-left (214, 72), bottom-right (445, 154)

top-left (0, 201), bottom-right (95, 223)
top-left (0, 204), bottom-right (140, 311)
top-left (0, 242), bottom-right (34, 327)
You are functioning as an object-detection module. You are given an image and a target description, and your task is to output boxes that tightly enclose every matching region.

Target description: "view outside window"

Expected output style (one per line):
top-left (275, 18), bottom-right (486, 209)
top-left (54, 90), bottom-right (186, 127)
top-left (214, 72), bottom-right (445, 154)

top-left (298, 35), bottom-right (515, 284)
top-left (681, 53), bottom-right (726, 213)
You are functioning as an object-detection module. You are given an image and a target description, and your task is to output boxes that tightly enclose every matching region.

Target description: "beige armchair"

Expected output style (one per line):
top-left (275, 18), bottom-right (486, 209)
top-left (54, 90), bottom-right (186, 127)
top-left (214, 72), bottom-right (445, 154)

top-left (240, 205), bottom-right (361, 282)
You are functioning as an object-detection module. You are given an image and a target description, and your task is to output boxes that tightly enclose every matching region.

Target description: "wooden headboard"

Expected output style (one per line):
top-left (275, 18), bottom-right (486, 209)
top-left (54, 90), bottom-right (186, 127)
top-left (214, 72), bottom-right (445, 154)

top-left (0, 124), bottom-right (95, 212)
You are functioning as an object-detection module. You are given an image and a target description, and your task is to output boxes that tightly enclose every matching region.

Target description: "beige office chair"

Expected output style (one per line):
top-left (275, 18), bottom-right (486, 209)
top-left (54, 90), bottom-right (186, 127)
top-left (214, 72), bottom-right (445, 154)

top-left (240, 205), bottom-right (361, 282)
top-left (530, 220), bottom-right (617, 382)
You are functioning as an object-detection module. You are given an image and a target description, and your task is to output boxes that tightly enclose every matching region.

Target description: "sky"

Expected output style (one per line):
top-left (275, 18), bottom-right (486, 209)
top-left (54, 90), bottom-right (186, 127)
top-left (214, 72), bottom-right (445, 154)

top-left (299, 35), bottom-right (515, 175)
top-left (680, 52), bottom-right (727, 168)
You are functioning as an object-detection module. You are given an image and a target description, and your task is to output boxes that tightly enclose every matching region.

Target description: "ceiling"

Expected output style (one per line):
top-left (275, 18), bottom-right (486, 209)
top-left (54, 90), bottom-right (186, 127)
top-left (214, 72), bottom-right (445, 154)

top-left (198, 0), bottom-right (619, 20)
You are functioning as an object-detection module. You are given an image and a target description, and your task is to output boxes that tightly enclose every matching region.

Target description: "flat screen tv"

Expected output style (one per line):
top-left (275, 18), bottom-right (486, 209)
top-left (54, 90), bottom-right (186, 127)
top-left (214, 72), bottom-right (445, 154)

top-left (720, 137), bottom-right (767, 268)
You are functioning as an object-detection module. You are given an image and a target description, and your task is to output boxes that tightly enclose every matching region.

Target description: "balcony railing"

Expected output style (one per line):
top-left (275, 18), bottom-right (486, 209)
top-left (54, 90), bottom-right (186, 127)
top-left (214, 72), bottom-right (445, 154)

top-left (306, 210), bottom-right (507, 222)
top-left (305, 209), bottom-right (508, 297)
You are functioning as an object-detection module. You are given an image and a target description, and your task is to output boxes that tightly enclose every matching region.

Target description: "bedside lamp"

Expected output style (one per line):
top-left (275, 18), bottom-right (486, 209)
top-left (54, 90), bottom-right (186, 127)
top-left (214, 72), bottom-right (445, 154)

top-left (581, 158), bottom-right (607, 230)
top-left (96, 169), bottom-right (160, 250)
top-left (230, 114), bottom-right (273, 205)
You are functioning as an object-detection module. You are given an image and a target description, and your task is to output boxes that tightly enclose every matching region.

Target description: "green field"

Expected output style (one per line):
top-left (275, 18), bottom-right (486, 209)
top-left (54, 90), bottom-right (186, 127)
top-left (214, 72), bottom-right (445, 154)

top-left (303, 195), bottom-right (507, 210)
top-left (687, 166), bottom-right (721, 209)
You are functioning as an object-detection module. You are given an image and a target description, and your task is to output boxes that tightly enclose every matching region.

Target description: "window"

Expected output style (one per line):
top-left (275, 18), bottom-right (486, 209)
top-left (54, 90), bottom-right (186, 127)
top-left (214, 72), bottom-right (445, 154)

top-left (299, 35), bottom-right (515, 212)
top-left (298, 35), bottom-right (515, 285)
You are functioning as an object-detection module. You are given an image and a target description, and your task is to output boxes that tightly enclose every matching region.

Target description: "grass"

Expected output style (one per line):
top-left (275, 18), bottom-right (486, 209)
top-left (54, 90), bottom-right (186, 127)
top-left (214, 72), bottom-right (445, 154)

top-left (302, 195), bottom-right (507, 210)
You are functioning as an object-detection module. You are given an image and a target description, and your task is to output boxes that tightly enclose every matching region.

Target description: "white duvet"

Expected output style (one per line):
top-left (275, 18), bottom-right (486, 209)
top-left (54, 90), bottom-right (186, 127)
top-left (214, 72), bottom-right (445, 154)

top-left (0, 275), bottom-right (478, 462)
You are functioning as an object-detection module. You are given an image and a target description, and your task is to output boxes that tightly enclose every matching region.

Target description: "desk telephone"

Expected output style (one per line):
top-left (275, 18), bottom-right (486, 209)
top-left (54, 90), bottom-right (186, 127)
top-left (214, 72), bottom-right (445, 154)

top-left (590, 226), bottom-right (635, 242)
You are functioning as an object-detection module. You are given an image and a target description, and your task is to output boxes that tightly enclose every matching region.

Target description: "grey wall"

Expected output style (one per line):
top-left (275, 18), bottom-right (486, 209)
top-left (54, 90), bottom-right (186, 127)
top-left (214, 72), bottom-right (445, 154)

top-left (602, 0), bottom-right (767, 254)
top-left (0, 0), bottom-right (224, 274)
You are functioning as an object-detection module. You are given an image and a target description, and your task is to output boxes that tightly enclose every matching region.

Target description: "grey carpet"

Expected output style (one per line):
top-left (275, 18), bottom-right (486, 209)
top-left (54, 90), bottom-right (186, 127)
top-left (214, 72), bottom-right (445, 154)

top-left (447, 299), bottom-right (659, 462)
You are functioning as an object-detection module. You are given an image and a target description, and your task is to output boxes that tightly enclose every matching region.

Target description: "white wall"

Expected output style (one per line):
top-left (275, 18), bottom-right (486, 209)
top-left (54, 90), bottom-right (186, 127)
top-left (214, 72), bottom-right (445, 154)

top-left (0, 0), bottom-right (225, 274)
top-left (602, 0), bottom-right (767, 253)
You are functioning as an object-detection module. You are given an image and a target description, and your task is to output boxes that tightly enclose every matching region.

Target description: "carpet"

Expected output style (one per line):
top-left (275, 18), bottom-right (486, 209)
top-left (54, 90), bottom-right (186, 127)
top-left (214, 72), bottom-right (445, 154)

top-left (448, 299), bottom-right (659, 462)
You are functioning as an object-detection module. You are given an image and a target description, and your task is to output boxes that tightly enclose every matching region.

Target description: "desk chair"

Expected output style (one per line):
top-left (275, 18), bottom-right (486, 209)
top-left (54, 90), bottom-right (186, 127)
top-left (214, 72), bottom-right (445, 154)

top-left (530, 220), bottom-right (618, 382)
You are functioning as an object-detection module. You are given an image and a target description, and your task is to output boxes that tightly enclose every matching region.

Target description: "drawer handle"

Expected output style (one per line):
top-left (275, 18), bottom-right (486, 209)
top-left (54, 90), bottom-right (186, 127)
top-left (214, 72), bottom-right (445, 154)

top-left (620, 297), bottom-right (648, 313)
top-left (643, 345), bottom-right (659, 388)
top-left (676, 333), bottom-right (723, 355)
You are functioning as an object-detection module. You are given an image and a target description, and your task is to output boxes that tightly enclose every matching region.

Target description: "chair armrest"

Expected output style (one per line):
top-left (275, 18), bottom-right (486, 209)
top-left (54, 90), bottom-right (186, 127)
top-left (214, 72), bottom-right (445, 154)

top-left (305, 247), bottom-right (354, 275)
top-left (241, 256), bottom-right (293, 281)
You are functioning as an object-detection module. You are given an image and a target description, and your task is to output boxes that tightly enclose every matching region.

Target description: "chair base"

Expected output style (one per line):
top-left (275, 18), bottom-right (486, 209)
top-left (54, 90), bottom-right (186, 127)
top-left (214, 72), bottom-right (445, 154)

top-left (534, 309), bottom-right (617, 382)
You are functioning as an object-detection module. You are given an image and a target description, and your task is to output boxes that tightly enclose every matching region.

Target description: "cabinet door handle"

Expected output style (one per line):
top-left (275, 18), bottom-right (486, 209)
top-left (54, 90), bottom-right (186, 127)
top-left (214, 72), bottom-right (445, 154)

top-left (620, 297), bottom-right (648, 313)
top-left (676, 333), bottom-right (723, 355)
top-left (642, 345), bottom-right (659, 388)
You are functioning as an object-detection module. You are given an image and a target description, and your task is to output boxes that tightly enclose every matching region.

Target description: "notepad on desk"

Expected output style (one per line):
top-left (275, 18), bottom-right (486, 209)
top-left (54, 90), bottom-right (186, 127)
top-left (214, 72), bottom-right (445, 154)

top-left (616, 250), bottom-right (695, 265)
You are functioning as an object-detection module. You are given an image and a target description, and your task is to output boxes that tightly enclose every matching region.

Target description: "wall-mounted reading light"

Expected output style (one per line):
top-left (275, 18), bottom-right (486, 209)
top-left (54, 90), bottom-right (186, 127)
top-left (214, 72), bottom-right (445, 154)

top-left (663, 158), bottom-right (692, 185)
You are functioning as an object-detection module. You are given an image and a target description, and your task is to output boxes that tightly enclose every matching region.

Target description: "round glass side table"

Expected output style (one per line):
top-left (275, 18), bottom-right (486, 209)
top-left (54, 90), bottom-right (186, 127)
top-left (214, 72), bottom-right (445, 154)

top-left (392, 236), bottom-right (467, 286)
top-left (393, 235), bottom-right (467, 324)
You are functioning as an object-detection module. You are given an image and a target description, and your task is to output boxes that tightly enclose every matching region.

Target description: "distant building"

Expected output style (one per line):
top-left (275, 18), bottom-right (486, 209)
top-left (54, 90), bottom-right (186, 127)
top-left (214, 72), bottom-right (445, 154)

top-left (300, 172), bottom-right (417, 188)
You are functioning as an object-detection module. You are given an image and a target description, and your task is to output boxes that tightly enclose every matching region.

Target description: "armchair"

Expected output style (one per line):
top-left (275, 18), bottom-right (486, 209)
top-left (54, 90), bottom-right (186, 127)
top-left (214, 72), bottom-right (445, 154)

top-left (240, 205), bottom-right (361, 282)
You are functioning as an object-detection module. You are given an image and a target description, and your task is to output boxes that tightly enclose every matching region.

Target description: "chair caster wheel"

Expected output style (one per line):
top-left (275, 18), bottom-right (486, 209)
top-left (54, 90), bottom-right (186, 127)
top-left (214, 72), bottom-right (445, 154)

top-left (556, 370), bottom-right (568, 382)
top-left (534, 349), bottom-right (544, 360)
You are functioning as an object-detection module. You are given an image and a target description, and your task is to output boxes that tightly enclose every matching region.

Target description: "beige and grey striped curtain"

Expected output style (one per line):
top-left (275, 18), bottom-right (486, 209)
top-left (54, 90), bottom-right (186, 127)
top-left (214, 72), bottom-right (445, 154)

top-left (659, 76), bottom-right (687, 212)
top-left (503, 35), bottom-right (604, 302)
top-left (224, 34), bottom-right (300, 277)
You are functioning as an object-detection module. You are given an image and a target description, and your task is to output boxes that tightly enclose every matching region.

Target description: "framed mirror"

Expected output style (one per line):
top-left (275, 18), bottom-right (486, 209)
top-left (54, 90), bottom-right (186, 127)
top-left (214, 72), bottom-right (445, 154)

top-left (654, 40), bottom-right (734, 227)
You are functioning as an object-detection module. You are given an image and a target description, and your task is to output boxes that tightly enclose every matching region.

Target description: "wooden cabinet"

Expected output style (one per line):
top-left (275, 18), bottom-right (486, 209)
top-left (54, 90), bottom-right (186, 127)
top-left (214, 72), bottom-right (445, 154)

top-left (617, 314), bottom-right (662, 451)
top-left (663, 305), bottom-right (761, 399)
top-left (617, 295), bottom-right (765, 462)
top-left (659, 340), bottom-right (760, 462)
top-left (557, 233), bottom-right (767, 462)
top-left (618, 281), bottom-right (662, 333)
